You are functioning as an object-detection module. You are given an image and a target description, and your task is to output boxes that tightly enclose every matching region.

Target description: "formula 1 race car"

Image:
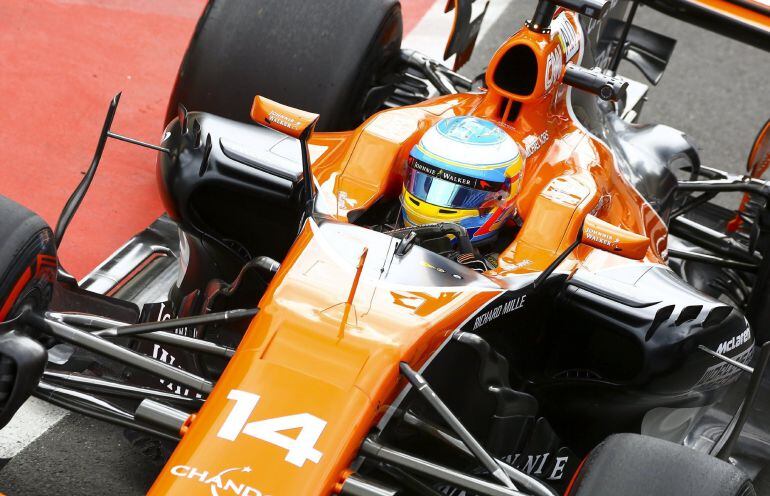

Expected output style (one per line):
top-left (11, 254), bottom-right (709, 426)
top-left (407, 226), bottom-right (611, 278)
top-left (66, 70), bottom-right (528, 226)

top-left (1, 0), bottom-right (770, 495)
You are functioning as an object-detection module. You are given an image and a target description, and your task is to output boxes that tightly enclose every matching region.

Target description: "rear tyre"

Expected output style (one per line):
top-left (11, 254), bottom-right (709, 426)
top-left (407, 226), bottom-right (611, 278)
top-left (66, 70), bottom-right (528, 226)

top-left (166, 0), bottom-right (403, 131)
top-left (569, 434), bottom-right (755, 496)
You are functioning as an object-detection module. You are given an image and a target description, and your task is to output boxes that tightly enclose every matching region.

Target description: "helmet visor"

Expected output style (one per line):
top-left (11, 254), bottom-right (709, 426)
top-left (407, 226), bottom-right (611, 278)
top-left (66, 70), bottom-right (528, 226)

top-left (405, 162), bottom-right (506, 210)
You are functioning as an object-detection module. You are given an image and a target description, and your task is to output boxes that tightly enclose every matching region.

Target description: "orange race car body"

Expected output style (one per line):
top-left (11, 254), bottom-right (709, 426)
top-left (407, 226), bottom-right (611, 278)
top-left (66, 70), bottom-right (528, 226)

top-left (146, 11), bottom-right (736, 495)
top-left (1, 1), bottom-right (770, 495)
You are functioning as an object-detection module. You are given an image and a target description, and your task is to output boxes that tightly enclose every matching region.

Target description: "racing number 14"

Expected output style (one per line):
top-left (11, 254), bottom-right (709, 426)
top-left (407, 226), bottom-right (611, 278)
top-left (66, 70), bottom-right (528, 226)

top-left (217, 390), bottom-right (327, 468)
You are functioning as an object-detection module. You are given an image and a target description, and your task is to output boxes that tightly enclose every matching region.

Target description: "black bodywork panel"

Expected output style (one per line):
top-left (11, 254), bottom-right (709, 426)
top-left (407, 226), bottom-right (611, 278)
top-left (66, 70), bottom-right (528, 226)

top-left (157, 112), bottom-right (306, 263)
top-left (374, 263), bottom-right (754, 492)
top-left (446, 264), bottom-right (753, 452)
top-left (598, 19), bottom-right (677, 85)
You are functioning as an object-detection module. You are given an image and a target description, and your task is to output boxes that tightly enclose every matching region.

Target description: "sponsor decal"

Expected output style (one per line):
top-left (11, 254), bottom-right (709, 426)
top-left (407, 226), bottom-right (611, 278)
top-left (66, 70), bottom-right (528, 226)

top-left (500, 452), bottom-right (571, 481)
top-left (435, 451), bottom-right (572, 495)
top-left (545, 45), bottom-right (564, 91)
top-left (144, 301), bottom-right (193, 337)
top-left (266, 110), bottom-right (303, 132)
top-left (522, 131), bottom-right (549, 157)
top-left (415, 160), bottom-right (473, 187)
top-left (472, 293), bottom-right (527, 330)
top-left (583, 227), bottom-right (621, 251)
top-left (139, 302), bottom-right (203, 399)
top-left (716, 329), bottom-right (751, 354)
top-left (169, 465), bottom-right (266, 496)
top-left (695, 346), bottom-right (754, 390)
top-left (551, 14), bottom-right (580, 61)
top-left (410, 157), bottom-right (504, 191)
top-left (150, 342), bottom-right (203, 399)
top-left (218, 390), bottom-right (327, 468)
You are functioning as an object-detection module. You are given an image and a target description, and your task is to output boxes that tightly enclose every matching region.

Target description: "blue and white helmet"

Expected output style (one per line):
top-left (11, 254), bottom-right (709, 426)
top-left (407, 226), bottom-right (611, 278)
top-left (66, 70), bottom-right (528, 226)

top-left (401, 116), bottom-right (524, 243)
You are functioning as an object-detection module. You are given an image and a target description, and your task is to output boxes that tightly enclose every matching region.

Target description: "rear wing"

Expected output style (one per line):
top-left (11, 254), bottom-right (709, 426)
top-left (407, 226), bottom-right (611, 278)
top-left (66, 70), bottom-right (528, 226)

top-left (642, 0), bottom-right (770, 51)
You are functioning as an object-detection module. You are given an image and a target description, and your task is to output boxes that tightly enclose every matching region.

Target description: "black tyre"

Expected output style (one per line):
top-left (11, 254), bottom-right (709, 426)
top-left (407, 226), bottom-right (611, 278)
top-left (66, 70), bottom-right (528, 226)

top-left (165, 0), bottom-right (403, 131)
top-left (569, 434), bottom-right (755, 496)
top-left (0, 195), bottom-right (55, 428)
top-left (0, 196), bottom-right (57, 321)
top-left (754, 466), bottom-right (770, 496)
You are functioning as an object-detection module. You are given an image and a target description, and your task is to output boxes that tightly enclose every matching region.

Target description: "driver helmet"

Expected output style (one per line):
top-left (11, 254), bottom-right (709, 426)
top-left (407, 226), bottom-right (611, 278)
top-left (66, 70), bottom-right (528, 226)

top-left (401, 116), bottom-right (524, 243)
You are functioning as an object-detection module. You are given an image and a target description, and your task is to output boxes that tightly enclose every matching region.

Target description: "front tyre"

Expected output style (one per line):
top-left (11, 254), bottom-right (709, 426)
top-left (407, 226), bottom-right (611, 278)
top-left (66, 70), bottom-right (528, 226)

top-left (166, 0), bottom-right (403, 131)
top-left (0, 196), bottom-right (57, 321)
top-left (0, 195), bottom-right (55, 429)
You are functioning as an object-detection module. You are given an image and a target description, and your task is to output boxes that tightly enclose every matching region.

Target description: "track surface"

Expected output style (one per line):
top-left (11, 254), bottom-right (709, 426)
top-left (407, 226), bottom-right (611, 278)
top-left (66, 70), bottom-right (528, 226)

top-left (0, 1), bottom-right (769, 494)
top-left (0, 0), bottom-right (206, 280)
top-left (0, 0), bottom-right (434, 281)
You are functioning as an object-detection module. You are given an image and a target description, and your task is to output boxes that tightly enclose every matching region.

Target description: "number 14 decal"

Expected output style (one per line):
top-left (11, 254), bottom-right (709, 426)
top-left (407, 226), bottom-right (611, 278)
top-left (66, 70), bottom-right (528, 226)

top-left (217, 390), bottom-right (327, 467)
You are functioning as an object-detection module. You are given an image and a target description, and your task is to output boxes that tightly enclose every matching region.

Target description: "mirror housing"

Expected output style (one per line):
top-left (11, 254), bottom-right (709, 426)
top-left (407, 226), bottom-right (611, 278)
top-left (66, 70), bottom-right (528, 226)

top-left (250, 96), bottom-right (319, 140)
top-left (581, 214), bottom-right (649, 260)
top-left (251, 95), bottom-right (320, 219)
top-left (534, 214), bottom-right (650, 288)
top-left (748, 119), bottom-right (770, 178)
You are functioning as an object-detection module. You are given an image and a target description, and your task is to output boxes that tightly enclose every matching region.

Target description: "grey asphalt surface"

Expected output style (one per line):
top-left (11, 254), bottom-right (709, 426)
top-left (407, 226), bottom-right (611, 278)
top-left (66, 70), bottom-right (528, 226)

top-left (622, 8), bottom-right (770, 176)
top-left (0, 415), bottom-right (164, 495)
top-left (0, 2), bottom-right (768, 495)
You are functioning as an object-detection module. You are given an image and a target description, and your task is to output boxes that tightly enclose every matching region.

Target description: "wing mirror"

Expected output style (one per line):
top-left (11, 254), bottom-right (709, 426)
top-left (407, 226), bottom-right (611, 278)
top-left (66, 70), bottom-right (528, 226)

top-left (533, 214), bottom-right (649, 288)
top-left (747, 119), bottom-right (770, 179)
top-left (580, 214), bottom-right (649, 260)
top-left (251, 95), bottom-right (320, 218)
top-left (250, 95), bottom-right (319, 140)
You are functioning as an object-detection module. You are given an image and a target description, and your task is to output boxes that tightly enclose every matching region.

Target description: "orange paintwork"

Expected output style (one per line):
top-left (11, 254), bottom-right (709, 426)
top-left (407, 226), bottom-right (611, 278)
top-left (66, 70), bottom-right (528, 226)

top-left (485, 26), bottom-right (565, 103)
top-left (749, 120), bottom-right (770, 177)
top-left (149, 12), bottom-right (670, 495)
top-left (149, 221), bottom-right (503, 495)
top-left (685, 0), bottom-right (770, 32)
top-left (251, 95), bottom-right (319, 139)
top-left (728, 119), bottom-right (770, 232)
top-left (582, 214), bottom-right (650, 260)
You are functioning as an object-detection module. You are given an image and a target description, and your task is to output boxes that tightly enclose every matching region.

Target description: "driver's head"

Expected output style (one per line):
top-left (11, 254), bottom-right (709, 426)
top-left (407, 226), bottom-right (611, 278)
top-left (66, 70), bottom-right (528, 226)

top-left (401, 116), bottom-right (523, 244)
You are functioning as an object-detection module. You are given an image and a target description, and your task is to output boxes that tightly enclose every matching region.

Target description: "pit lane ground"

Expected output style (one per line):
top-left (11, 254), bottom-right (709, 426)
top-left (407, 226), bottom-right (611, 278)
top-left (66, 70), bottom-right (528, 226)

top-left (0, 0), bottom-right (768, 494)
